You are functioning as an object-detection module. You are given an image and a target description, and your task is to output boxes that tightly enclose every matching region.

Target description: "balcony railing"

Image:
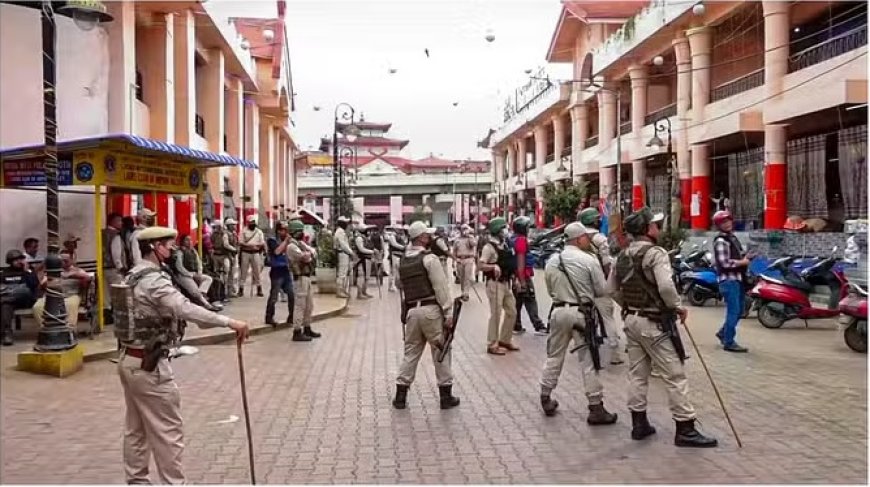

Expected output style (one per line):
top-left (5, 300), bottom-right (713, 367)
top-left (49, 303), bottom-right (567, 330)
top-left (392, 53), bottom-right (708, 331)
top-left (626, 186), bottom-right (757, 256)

top-left (546, 154), bottom-right (555, 164)
top-left (788, 25), bottom-right (867, 73)
top-left (619, 121), bottom-right (632, 135)
top-left (585, 135), bottom-right (599, 148)
top-left (710, 68), bottom-right (765, 103)
top-left (644, 103), bottom-right (677, 126)
top-left (560, 146), bottom-right (572, 158)
top-left (195, 114), bottom-right (205, 137)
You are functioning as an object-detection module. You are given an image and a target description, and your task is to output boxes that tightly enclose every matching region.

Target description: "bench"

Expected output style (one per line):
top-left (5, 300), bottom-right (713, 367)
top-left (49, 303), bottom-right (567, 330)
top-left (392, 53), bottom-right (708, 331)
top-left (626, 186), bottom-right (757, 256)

top-left (5, 260), bottom-right (100, 337)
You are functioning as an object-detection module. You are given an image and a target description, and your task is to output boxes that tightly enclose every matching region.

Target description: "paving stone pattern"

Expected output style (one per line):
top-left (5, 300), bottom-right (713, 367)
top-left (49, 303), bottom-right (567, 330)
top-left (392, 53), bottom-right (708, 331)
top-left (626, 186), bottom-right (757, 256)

top-left (1, 275), bottom-right (867, 484)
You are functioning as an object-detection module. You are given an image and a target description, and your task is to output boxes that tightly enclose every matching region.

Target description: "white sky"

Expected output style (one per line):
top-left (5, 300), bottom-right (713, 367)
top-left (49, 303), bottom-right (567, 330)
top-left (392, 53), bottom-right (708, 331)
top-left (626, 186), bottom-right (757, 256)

top-left (206, 0), bottom-right (568, 160)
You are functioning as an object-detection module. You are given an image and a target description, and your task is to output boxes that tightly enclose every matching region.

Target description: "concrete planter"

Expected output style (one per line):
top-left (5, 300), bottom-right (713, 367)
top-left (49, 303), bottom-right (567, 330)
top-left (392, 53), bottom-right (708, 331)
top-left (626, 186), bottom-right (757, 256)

top-left (315, 267), bottom-right (337, 294)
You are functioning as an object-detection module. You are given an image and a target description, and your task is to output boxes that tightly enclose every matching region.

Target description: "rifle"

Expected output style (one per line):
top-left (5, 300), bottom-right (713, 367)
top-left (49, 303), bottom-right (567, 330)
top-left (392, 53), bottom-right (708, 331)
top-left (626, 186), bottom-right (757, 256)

top-left (399, 287), bottom-right (408, 341)
top-left (631, 247), bottom-right (688, 363)
top-left (436, 297), bottom-right (463, 363)
top-left (568, 299), bottom-right (607, 371)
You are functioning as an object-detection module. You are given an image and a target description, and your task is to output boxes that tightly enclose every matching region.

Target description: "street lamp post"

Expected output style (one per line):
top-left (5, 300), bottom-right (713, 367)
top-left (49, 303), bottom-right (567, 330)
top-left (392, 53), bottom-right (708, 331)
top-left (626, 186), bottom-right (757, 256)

top-left (646, 117), bottom-right (674, 230)
top-left (331, 103), bottom-right (359, 227)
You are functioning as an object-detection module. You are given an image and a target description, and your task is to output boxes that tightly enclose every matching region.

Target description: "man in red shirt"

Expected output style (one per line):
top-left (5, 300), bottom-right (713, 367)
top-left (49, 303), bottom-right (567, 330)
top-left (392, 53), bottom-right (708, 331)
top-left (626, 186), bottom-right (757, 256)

top-left (512, 216), bottom-right (546, 334)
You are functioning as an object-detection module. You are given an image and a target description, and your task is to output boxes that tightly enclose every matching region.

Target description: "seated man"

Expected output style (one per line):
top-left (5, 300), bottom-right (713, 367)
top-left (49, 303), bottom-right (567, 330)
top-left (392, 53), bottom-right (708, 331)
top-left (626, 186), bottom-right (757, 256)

top-left (169, 235), bottom-right (221, 312)
top-left (1, 250), bottom-right (39, 346)
top-left (32, 251), bottom-right (91, 330)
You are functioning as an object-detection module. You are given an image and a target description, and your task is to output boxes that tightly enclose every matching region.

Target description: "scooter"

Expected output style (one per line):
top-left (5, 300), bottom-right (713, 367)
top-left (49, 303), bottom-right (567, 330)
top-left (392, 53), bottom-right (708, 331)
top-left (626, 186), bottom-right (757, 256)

top-left (838, 281), bottom-right (867, 353)
top-left (674, 241), bottom-right (711, 294)
top-left (749, 247), bottom-right (849, 329)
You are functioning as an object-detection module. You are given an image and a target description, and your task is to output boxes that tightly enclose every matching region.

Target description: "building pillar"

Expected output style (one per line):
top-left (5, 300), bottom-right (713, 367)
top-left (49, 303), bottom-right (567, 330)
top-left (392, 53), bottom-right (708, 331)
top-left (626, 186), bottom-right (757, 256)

top-left (201, 49), bottom-right (225, 153)
top-left (629, 65), bottom-right (648, 210)
top-left (534, 126), bottom-right (547, 229)
top-left (632, 161), bottom-right (646, 210)
top-left (673, 34), bottom-right (692, 224)
top-left (764, 124), bottom-right (788, 229)
top-left (570, 104), bottom-right (588, 178)
top-left (763, 1), bottom-right (791, 100)
top-left (259, 122), bottom-right (274, 213)
top-left (553, 114), bottom-right (565, 169)
top-left (107, 1), bottom-right (136, 133)
top-left (173, 9), bottom-right (196, 146)
top-left (690, 144), bottom-right (711, 229)
top-left (517, 137), bottom-right (527, 175)
top-left (140, 12), bottom-right (174, 142)
top-left (506, 145), bottom-right (516, 178)
top-left (598, 89), bottom-right (616, 147)
top-left (687, 27), bottom-right (712, 230)
top-left (493, 150), bottom-right (506, 189)
top-left (600, 165), bottom-right (616, 201)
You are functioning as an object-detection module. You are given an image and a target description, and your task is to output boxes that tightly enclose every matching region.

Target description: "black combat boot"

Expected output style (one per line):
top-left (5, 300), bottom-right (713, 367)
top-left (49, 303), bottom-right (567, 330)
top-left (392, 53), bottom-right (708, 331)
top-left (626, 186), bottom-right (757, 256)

top-left (237, 286), bottom-right (245, 298)
top-left (587, 403), bottom-right (618, 425)
top-left (674, 419), bottom-right (718, 448)
top-left (292, 329), bottom-right (312, 342)
top-left (631, 411), bottom-right (656, 440)
top-left (392, 384), bottom-right (409, 409)
top-left (540, 395), bottom-right (559, 416)
top-left (439, 385), bottom-right (460, 409)
top-left (304, 326), bottom-right (321, 339)
top-left (256, 285), bottom-right (264, 297)
top-left (1, 328), bottom-right (13, 347)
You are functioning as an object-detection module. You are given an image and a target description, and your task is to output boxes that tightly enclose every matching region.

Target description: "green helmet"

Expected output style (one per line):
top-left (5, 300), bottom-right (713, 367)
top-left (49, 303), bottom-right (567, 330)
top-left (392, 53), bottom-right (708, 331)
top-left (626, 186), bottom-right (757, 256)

top-left (512, 216), bottom-right (531, 235)
top-left (623, 207), bottom-right (664, 235)
top-left (578, 207), bottom-right (600, 226)
top-left (289, 220), bottom-right (305, 233)
top-left (488, 217), bottom-right (507, 235)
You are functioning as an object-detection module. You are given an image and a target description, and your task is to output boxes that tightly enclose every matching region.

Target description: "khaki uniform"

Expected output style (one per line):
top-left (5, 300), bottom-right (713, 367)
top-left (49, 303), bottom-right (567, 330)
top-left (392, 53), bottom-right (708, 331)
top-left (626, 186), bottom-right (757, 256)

top-left (396, 245), bottom-right (454, 386)
top-left (333, 227), bottom-right (353, 297)
top-left (479, 237), bottom-right (516, 345)
top-left (588, 230), bottom-right (623, 361)
top-left (434, 237), bottom-right (451, 279)
top-left (288, 238), bottom-right (315, 331)
top-left (238, 226), bottom-right (265, 290)
top-left (212, 229), bottom-right (237, 296)
top-left (540, 246), bottom-right (609, 403)
top-left (385, 232), bottom-right (406, 291)
top-left (226, 230), bottom-right (240, 295)
top-left (128, 225), bottom-right (147, 266)
top-left (452, 235), bottom-right (477, 299)
top-left (118, 261), bottom-right (232, 484)
top-left (103, 227), bottom-right (127, 312)
top-left (608, 240), bottom-right (695, 421)
top-left (354, 234), bottom-right (375, 296)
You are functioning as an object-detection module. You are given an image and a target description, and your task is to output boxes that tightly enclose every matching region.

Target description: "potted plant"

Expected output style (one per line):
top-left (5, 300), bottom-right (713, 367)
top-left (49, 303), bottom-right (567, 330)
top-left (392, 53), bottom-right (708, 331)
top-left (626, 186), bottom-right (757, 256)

top-left (314, 229), bottom-right (338, 294)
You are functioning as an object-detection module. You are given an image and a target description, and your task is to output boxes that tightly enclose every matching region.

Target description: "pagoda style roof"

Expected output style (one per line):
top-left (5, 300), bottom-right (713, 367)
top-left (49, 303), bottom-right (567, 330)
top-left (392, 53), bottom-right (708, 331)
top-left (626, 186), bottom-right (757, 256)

top-left (336, 121), bottom-right (392, 131)
top-left (320, 136), bottom-right (410, 149)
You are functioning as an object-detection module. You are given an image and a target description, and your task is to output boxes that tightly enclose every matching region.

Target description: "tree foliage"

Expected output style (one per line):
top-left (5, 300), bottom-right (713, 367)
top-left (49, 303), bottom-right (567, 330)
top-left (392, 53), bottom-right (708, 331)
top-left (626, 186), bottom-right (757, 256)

top-left (543, 180), bottom-right (588, 222)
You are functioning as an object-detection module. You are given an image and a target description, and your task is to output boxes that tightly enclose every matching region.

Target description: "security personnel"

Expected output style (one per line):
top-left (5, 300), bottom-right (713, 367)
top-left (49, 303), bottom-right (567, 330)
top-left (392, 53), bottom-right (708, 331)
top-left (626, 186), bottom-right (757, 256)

top-left (610, 208), bottom-right (717, 448)
top-left (393, 221), bottom-right (459, 410)
top-left (210, 220), bottom-right (236, 302)
top-left (116, 226), bottom-right (249, 484)
top-left (238, 215), bottom-right (266, 298)
top-left (0, 250), bottom-right (39, 346)
top-left (540, 222), bottom-right (617, 424)
top-left (224, 218), bottom-right (241, 297)
top-left (333, 216), bottom-right (354, 298)
top-left (451, 224), bottom-right (477, 301)
top-left (479, 217), bottom-right (518, 355)
top-left (431, 227), bottom-right (452, 279)
top-left (354, 224), bottom-right (376, 299)
top-left (385, 224), bottom-right (407, 292)
top-left (287, 220), bottom-right (321, 342)
top-left (578, 207), bottom-right (624, 364)
top-left (128, 208), bottom-right (156, 265)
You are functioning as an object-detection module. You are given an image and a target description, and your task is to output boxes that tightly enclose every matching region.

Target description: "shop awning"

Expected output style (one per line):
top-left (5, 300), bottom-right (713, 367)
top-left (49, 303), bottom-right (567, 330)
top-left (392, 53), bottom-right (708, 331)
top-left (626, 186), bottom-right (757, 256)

top-left (0, 133), bottom-right (258, 169)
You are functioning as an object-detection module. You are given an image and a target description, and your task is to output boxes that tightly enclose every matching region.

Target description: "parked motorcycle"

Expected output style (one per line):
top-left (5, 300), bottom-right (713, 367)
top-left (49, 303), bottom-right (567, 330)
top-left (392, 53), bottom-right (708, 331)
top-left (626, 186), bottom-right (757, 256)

top-left (674, 241), bottom-right (711, 294)
top-left (749, 247), bottom-right (849, 329)
top-left (838, 282), bottom-right (867, 353)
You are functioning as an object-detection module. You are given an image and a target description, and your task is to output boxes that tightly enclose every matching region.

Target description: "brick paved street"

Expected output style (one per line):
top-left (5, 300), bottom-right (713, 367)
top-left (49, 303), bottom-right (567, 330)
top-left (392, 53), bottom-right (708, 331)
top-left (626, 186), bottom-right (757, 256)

top-left (1, 274), bottom-right (866, 484)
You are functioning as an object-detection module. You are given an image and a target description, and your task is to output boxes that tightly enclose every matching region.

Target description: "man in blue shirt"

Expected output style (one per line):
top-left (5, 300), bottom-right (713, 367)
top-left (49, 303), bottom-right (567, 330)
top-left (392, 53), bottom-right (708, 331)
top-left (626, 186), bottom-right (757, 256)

top-left (264, 221), bottom-right (295, 326)
top-left (712, 210), bottom-right (752, 353)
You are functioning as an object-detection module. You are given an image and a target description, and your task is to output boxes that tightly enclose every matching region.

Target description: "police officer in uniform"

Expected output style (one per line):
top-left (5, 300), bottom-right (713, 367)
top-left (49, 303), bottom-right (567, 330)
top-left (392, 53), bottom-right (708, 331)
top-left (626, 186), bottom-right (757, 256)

top-left (210, 220), bottom-right (236, 302)
top-left (578, 207), bottom-right (624, 364)
top-left (610, 208), bottom-right (717, 448)
top-left (224, 218), bottom-right (241, 296)
top-left (451, 224), bottom-right (477, 301)
top-left (0, 250), bottom-right (39, 346)
top-left (287, 220), bottom-right (321, 342)
top-left (479, 217), bottom-right (518, 355)
top-left (393, 221), bottom-right (460, 410)
top-left (333, 217), bottom-right (354, 298)
top-left (385, 224), bottom-right (407, 292)
top-left (116, 226), bottom-right (249, 484)
top-left (430, 227), bottom-right (452, 279)
top-left (539, 222), bottom-right (617, 424)
top-left (354, 224), bottom-right (376, 299)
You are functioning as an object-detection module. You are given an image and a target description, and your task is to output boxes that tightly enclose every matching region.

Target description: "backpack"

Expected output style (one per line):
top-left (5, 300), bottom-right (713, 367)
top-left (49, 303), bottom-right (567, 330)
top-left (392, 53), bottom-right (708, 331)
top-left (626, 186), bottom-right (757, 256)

top-left (212, 227), bottom-right (227, 253)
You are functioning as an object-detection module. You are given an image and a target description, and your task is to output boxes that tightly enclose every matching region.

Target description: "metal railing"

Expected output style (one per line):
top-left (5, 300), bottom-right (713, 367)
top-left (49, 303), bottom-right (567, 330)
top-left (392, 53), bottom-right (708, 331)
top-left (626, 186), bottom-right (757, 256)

top-left (546, 154), bottom-right (555, 164)
top-left (561, 146), bottom-right (572, 158)
top-left (788, 25), bottom-right (867, 73)
top-left (644, 103), bottom-right (677, 126)
top-left (585, 135), bottom-right (599, 148)
top-left (619, 121), bottom-right (632, 135)
top-left (711, 69), bottom-right (765, 102)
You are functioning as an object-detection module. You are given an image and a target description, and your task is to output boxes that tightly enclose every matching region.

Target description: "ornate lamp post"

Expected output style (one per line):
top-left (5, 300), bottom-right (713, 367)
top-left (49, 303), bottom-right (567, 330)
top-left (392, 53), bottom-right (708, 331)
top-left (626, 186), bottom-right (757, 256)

top-left (7, 1), bottom-right (114, 352)
top-left (647, 116), bottom-right (676, 231)
top-left (331, 103), bottom-right (359, 227)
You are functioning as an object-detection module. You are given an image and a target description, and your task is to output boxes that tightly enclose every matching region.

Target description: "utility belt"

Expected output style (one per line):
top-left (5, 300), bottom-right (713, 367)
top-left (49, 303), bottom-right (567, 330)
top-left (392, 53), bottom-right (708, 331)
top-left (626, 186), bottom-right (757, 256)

top-left (621, 308), bottom-right (664, 323)
top-left (552, 301), bottom-right (581, 309)
top-left (241, 249), bottom-right (261, 254)
top-left (122, 345), bottom-right (169, 372)
top-left (404, 297), bottom-right (438, 308)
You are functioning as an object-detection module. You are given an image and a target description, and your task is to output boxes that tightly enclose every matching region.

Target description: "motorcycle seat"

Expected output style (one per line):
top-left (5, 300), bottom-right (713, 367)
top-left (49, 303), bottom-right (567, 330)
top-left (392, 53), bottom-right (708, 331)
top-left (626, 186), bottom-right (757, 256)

top-left (761, 274), bottom-right (812, 292)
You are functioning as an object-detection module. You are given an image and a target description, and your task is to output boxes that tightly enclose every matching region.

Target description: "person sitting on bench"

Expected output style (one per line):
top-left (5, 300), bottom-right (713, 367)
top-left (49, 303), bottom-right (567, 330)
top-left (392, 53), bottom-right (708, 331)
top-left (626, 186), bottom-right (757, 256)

top-left (1, 249), bottom-right (39, 346)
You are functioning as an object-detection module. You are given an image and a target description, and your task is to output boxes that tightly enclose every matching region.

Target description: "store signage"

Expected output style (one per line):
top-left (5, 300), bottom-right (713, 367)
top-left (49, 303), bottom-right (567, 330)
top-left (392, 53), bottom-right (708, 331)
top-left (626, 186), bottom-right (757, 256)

top-left (502, 67), bottom-right (554, 123)
top-left (1, 157), bottom-right (73, 187)
top-left (73, 150), bottom-right (203, 193)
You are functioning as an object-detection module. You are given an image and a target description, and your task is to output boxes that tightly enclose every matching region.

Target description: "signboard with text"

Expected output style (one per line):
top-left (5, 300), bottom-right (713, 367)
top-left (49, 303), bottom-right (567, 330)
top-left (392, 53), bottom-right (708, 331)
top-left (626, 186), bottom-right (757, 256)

top-left (1, 157), bottom-right (74, 187)
top-left (502, 67), bottom-right (554, 124)
top-left (73, 150), bottom-right (203, 194)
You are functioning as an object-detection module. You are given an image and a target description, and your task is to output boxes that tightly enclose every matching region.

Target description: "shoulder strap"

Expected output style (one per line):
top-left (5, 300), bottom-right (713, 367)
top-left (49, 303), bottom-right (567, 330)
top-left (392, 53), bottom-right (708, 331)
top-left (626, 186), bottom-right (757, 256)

top-left (558, 253), bottom-right (588, 305)
top-left (127, 267), bottom-right (161, 287)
